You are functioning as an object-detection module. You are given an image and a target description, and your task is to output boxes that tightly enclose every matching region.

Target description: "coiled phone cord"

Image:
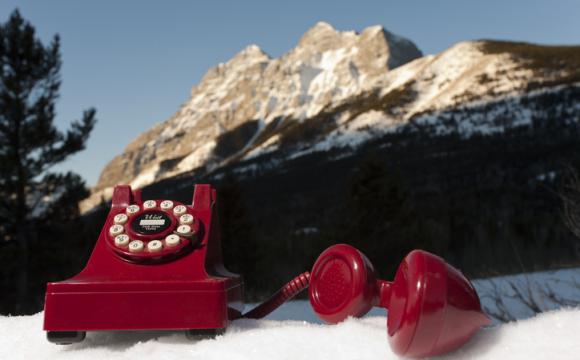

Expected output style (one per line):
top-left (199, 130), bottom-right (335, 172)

top-left (240, 271), bottom-right (311, 319)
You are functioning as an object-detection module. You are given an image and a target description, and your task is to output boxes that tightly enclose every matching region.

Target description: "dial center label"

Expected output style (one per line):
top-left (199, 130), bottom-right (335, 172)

top-left (131, 211), bottom-right (172, 235)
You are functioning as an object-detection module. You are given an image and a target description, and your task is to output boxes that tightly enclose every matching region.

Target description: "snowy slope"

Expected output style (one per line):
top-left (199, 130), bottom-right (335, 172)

top-left (2, 306), bottom-right (579, 360)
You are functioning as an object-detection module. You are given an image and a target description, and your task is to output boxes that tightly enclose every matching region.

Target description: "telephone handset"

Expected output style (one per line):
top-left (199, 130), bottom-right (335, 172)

top-left (242, 244), bottom-right (490, 358)
top-left (43, 183), bottom-right (489, 358)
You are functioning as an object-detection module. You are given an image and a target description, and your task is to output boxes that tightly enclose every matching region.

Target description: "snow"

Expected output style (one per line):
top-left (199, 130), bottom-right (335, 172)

top-left (2, 304), bottom-right (580, 360)
top-left (474, 267), bottom-right (580, 323)
top-left (437, 309), bottom-right (580, 359)
top-left (281, 110), bottom-right (395, 162)
top-left (175, 140), bottom-right (216, 175)
top-left (243, 134), bottom-right (280, 160)
top-left (299, 64), bottom-right (323, 95)
top-left (535, 171), bottom-right (557, 182)
top-left (408, 84), bottom-right (579, 139)
top-left (2, 266), bottom-right (579, 359)
top-left (130, 164), bottom-right (160, 190)
top-left (380, 56), bottom-right (432, 97)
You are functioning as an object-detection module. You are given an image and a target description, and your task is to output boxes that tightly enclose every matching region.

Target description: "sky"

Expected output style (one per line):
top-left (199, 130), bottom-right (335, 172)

top-left (0, 1), bottom-right (578, 186)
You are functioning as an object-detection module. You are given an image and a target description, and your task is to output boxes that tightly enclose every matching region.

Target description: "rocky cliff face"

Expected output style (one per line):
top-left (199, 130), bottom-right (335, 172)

top-left (94, 23), bottom-right (421, 187)
top-left (88, 23), bottom-right (421, 205)
top-left (83, 22), bottom-right (580, 212)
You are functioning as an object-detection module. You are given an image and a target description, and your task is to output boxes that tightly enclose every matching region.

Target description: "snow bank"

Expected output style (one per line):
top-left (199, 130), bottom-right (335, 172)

top-left (2, 303), bottom-right (579, 360)
top-left (474, 267), bottom-right (580, 323)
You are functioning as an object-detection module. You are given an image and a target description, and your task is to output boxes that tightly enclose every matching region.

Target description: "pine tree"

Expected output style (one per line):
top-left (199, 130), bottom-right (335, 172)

top-left (0, 9), bottom-right (96, 313)
top-left (217, 173), bottom-right (260, 294)
top-left (343, 155), bottom-right (415, 276)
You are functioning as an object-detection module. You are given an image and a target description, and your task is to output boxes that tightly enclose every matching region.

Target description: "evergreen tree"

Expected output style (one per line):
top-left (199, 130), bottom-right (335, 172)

top-left (0, 9), bottom-right (96, 313)
top-left (217, 173), bottom-right (261, 295)
top-left (343, 155), bottom-right (415, 276)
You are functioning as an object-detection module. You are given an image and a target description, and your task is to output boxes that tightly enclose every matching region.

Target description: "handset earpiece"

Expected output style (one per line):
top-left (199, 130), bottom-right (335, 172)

top-left (308, 244), bottom-right (380, 323)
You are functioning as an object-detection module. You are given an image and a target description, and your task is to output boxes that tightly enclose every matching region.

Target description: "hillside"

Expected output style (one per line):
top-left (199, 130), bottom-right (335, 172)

top-left (83, 23), bottom-right (579, 214)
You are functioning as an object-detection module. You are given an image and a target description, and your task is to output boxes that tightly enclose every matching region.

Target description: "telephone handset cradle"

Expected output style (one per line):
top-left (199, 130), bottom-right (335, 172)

top-left (43, 184), bottom-right (243, 343)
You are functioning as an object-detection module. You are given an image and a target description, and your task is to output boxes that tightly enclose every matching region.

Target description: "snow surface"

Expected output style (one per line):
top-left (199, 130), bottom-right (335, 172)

top-left (4, 265), bottom-right (580, 360)
top-left (474, 267), bottom-right (580, 323)
top-left (2, 268), bottom-right (579, 359)
top-left (2, 304), bottom-right (579, 360)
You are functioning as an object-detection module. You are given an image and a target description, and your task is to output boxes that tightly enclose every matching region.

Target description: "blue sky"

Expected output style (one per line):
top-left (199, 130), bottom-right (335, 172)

top-left (1, 1), bottom-right (578, 186)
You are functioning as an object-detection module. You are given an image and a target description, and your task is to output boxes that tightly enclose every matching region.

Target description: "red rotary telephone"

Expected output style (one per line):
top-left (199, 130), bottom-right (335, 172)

top-left (43, 184), bottom-right (489, 358)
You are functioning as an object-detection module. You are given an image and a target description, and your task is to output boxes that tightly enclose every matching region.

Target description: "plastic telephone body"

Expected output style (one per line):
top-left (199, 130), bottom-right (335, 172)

top-left (43, 184), bottom-right (243, 340)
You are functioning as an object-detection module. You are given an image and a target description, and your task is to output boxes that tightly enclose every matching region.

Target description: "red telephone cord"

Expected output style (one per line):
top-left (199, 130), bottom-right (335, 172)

top-left (240, 272), bottom-right (311, 319)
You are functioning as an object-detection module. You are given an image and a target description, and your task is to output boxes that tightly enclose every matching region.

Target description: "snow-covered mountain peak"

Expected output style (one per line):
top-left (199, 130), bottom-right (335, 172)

top-left (294, 23), bottom-right (421, 72)
top-left (228, 44), bottom-right (270, 67)
top-left (89, 22), bottom-right (422, 201)
top-left (83, 24), bottom-right (579, 213)
top-left (297, 21), bottom-right (344, 49)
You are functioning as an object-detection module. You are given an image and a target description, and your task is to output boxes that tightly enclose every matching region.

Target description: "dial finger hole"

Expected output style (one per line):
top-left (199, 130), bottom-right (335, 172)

top-left (113, 213), bottom-right (128, 224)
top-left (147, 240), bottom-right (163, 253)
top-left (109, 224), bottom-right (125, 236)
top-left (176, 224), bottom-right (193, 236)
top-left (160, 200), bottom-right (174, 210)
top-left (114, 234), bottom-right (130, 247)
top-left (173, 205), bottom-right (187, 216)
top-left (126, 205), bottom-right (140, 215)
top-left (143, 200), bottom-right (157, 209)
top-left (128, 240), bottom-right (144, 253)
top-left (179, 214), bottom-right (194, 224)
top-left (165, 234), bottom-right (181, 247)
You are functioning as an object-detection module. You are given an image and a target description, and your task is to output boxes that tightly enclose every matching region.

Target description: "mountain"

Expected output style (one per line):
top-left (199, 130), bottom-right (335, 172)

top-left (85, 22), bottom-right (423, 208)
top-left (83, 22), bottom-right (579, 212)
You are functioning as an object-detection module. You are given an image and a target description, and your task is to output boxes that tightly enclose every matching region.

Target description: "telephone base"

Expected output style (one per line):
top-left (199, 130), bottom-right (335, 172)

top-left (43, 278), bottom-right (243, 334)
top-left (43, 184), bottom-right (244, 343)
